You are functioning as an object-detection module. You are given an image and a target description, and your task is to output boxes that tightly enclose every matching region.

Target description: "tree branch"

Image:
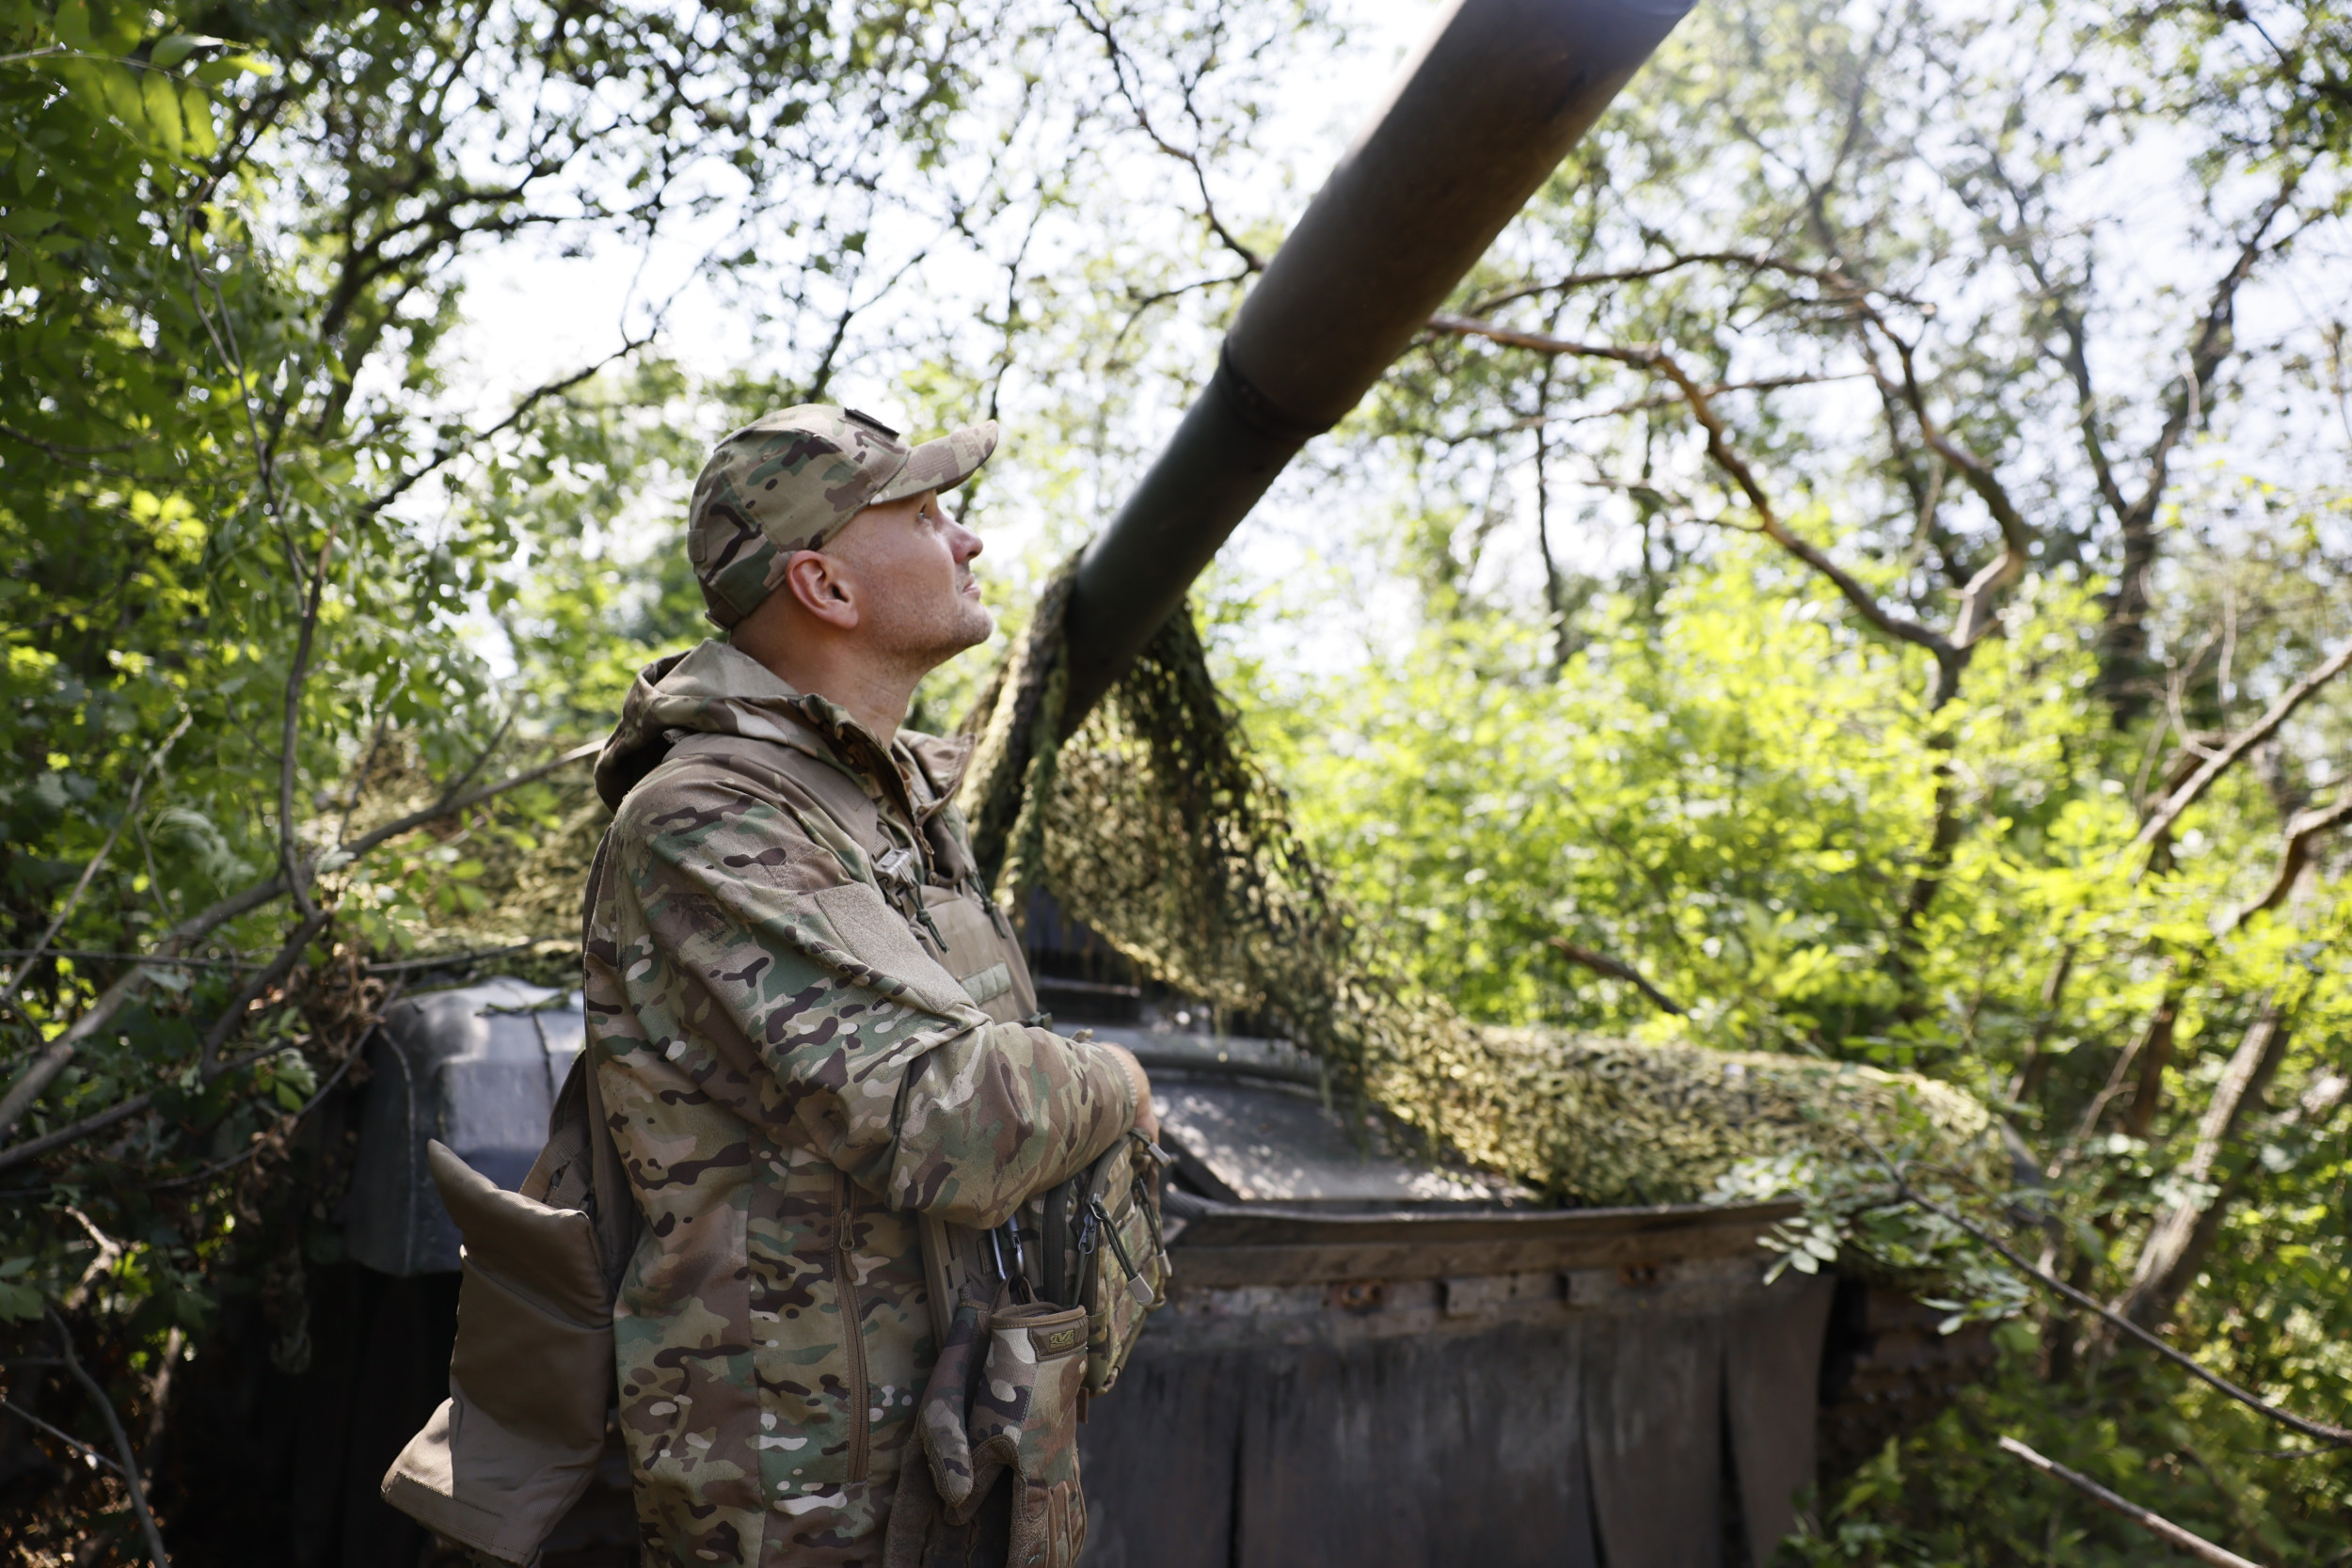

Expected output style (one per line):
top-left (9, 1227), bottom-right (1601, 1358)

top-left (50, 1310), bottom-right (169, 1566)
top-left (1869, 331), bottom-right (2030, 647)
top-left (337, 737), bottom-right (602, 860)
top-left (2232, 796), bottom-right (2352, 929)
top-left (1464, 248), bottom-right (1915, 317)
top-left (2134, 641), bottom-right (2352, 860)
top-left (1428, 314), bottom-right (1964, 690)
top-left (1995, 1436), bottom-right (2264, 1568)
top-left (355, 338), bottom-right (650, 522)
top-left (1886, 1171), bottom-right (2351, 1446)
top-left (278, 522), bottom-right (341, 923)
top-left (1, 1394), bottom-right (129, 1478)
top-left (0, 876), bottom-right (290, 1146)
top-left (0, 738), bottom-right (597, 1148)
top-left (0, 710), bottom-right (193, 1016)
top-left (1064, 0), bottom-right (1263, 273)
top-left (1547, 937), bottom-right (1685, 1014)
top-left (2115, 999), bottom-right (2292, 1328)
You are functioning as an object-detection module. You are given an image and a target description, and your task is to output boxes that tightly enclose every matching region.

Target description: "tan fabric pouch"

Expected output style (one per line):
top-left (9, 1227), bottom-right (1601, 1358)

top-left (379, 1135), bottom-right (617, 1563)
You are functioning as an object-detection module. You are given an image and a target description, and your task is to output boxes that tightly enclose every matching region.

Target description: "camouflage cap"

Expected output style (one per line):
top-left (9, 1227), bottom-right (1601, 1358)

top-left (686, 404), bottom-right (1000, 628)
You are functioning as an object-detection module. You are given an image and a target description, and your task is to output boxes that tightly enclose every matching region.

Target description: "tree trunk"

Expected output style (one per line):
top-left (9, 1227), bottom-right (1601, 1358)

top-left (2115, 999), bottom-right (2291, 1328)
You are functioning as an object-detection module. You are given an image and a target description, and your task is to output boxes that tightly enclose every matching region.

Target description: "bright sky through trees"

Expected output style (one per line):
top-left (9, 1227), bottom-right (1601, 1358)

top-left (5, 0), bottom-right (2352, 1560)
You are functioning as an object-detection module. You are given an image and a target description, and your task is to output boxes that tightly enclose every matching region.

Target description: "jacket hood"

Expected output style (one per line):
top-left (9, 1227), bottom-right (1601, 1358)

top-left (593, 640), bottom-right (971, 813)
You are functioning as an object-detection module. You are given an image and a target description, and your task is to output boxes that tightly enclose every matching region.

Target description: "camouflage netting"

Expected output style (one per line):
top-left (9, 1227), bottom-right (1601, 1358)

top-left (951, 568), bottom-right (1994, 1208)
top-left (420, 572), bottom-right (1992, 1208)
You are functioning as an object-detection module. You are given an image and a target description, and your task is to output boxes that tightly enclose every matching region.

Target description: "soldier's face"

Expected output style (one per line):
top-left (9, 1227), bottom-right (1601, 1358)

top-left (823, 487), bottom-right (994, 668)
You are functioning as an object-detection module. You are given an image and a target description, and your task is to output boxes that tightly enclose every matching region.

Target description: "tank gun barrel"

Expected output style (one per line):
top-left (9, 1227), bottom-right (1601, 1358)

top-left (1058, 0), bottom-right (1693, 731)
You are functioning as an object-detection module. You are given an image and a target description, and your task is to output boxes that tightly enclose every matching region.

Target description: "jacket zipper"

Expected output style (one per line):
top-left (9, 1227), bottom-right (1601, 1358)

top-left (835, 1169), bottom-right (870, 1481)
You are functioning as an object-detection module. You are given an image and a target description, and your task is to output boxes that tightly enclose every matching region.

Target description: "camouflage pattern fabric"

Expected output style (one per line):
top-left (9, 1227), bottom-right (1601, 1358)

top-left (689, 404), bottom-right (1000, 628)
top-left (582, 639), bottom-right (1134, 1566)
top-left (911, 1296), bottom-right (1089, 1568)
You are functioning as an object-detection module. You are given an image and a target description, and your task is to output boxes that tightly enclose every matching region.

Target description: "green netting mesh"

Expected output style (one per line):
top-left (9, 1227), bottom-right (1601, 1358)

top-left (954, 567), bottom-right (1993, 1207)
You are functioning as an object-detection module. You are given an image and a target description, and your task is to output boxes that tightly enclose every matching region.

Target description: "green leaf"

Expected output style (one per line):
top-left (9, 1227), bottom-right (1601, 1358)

top-left (138, 65), bottom-right (183, 154)
top-left (53, 0), bottom-right (92, 51)
top-left (178, 81), bottom-right (215, 157)
top-left (0, 1279), bottom-right (42, 1322)
top-left (151, 33), bottom-right (217, 70)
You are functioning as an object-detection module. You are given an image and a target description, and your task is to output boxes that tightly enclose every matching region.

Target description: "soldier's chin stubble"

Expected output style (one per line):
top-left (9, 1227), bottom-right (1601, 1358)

top-left (881, 598), bottom-right (992, 671)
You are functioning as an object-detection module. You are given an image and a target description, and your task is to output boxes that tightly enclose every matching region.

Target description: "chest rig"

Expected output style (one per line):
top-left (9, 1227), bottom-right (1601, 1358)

top-left (667, 716), bottom-right (1167, 1568)
top-left (661, 719), bottom-right (1038, 1026)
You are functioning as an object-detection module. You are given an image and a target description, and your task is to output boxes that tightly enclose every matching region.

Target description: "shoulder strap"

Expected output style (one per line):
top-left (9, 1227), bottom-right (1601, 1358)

top-left (519, 1046), bottom-right (640, 1297)
top-left (579, 1044), bottom-right (636, 1296)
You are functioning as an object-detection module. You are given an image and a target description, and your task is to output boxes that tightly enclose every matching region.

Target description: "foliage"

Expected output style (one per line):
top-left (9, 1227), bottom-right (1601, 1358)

top-left (4, 0), bottom-right (2351, 1560)
top-left (1223, 0), bottom-right (2352, 1559)
top-left (0, 0), bottom-right (1320, 1555)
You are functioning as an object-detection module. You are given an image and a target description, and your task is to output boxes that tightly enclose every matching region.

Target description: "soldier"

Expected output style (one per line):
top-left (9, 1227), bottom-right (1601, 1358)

top-left (582, 405), bottom-right (1156, 1566)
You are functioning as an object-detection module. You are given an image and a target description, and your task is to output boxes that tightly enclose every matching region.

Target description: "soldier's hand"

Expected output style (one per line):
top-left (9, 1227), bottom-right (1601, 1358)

top-left (1098, 1043), bottom-right (1158, 1144)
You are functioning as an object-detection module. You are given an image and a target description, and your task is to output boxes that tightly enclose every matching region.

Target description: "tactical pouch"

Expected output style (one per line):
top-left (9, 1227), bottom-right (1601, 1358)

top-left (380, 1052), bottom-right (638, 1565)
top-left (1044, 1131), bottom-right (1171, 1396)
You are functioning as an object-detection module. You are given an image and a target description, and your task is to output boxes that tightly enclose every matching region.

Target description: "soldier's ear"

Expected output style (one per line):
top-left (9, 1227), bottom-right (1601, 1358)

top-left (781, 549), bottom-right (860, 630)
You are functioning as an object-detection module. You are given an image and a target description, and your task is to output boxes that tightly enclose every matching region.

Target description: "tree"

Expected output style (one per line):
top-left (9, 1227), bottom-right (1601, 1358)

top-left (0, 0), bottom-right (1327, 1556)
top-left (1237, 0), bottom-right (2352, 1558)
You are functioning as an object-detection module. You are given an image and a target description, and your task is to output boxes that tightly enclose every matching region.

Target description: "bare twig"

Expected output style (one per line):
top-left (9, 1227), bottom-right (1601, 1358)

top-left (49, 1311), bottom-right (169, 1566)
top-left (3, 1393), bottom-right (130, 1478)
top-left (1547, 937), bottom-right (1686, 1014)
top-left (1463, 249), bottom-right (1915, 316)
top-left (1996, 1435), bottom-right (2265, 1568)
top-left (356, 338), bottom-right (652, 521)
top-left (1065, 0), bottom-right (1263, 272)
top-left (1882, 1167), bottom-right (2352, 1446)
top-left (2134, 641), bottom-right (2352, 860)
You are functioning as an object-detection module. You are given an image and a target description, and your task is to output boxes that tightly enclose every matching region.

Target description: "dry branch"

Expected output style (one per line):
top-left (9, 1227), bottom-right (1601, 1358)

top-left (2134, 641), bottom-right (2352, 861)
top-left (0, 738), bottom-right (599, 1152)
top-left (1547, 937), bottom-right (1686, 1014)
top-left (1996, 1436), bottom-right (2265, 1568)
top-left (51, 1310), bottom-right (169, 1566)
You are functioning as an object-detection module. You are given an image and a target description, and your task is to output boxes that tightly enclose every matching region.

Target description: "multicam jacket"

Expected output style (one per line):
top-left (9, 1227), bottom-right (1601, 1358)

top-left (582, 641), bottom-right (1136, 1567)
